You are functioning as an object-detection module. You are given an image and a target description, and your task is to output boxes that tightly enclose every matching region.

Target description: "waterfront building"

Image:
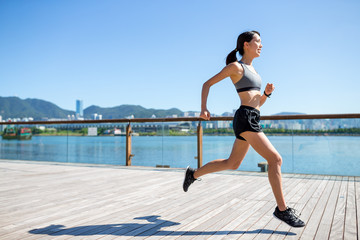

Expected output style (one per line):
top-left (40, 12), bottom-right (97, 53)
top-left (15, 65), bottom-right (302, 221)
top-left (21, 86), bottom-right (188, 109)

top-left (292, 122), bottom-right (304, 130)
top-left (91, 113), bottom-right (103, 120)
top-left (76, 100), bottom-right (84, 118)
top-left (217, 120), bottom-right (231, 129)
top-left (205, 122), bottom-right (214, 129)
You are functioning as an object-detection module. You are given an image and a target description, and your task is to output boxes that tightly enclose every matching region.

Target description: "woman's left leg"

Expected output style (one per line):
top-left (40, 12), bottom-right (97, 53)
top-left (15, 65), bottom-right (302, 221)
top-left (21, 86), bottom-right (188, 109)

top-left (183, 138), bottom-right (249, 192)
top-left (193, 138), bottom-right (250, 179)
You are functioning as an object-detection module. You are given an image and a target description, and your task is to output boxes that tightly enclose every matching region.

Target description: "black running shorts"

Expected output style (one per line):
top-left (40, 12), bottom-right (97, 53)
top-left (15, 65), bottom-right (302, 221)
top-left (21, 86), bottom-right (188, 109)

top-left (233, 105), bottom-right (262, 141)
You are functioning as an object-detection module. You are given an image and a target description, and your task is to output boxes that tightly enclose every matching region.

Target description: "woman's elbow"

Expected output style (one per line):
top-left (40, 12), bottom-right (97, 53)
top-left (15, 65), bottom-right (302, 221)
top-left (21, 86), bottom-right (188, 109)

top-left (203, 82), bottom-right (212, 89)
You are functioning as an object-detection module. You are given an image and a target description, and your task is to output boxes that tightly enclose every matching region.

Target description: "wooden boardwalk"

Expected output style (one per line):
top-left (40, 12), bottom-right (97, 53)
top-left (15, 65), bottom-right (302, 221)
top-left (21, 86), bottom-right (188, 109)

top-left (0, 160), bottom-right (359, 240)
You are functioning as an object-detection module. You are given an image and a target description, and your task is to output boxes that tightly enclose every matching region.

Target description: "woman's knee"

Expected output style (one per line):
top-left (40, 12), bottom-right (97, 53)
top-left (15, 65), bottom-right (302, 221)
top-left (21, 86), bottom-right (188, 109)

top-left (225, 158), bottom-right (241, 170)
top-left (268, 154), bottom-right (282, 167)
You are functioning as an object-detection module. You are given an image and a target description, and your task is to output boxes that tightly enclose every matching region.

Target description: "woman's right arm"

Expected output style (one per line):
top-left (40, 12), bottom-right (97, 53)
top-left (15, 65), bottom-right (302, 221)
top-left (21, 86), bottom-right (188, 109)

top-left (200, 63), bottom-right (240, 120)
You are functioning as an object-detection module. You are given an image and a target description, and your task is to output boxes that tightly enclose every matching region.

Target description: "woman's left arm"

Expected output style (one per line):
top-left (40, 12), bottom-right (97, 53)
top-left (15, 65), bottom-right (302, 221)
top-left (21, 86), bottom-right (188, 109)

top-left (260, 83), bottom-right (275, 107)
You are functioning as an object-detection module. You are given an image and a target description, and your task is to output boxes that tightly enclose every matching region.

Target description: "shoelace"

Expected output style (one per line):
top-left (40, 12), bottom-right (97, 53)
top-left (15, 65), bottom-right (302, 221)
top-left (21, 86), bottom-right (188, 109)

top-left (286, 207), bottom-right (301, 220)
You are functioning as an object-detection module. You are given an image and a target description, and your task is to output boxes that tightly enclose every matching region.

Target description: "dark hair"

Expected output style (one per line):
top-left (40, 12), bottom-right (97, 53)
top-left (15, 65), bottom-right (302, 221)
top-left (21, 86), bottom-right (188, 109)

top-left (226, 31), bottom-right (260, 65)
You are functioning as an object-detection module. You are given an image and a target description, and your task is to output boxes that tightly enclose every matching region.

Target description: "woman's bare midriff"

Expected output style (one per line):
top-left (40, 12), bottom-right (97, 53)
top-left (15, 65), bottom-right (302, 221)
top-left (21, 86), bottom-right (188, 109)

top-left (238, 90), bottom-right (262, 110)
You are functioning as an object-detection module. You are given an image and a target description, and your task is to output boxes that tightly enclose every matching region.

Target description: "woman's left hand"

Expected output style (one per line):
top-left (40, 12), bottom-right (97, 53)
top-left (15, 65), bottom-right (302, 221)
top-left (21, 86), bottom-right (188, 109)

top-left (265, 83), bottom-right (275, 95)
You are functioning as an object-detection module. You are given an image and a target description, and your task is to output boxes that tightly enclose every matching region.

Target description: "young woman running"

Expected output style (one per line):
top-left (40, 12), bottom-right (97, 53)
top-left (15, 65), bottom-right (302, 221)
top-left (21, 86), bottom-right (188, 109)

top-left (183, 31), bottom-right (305, 228)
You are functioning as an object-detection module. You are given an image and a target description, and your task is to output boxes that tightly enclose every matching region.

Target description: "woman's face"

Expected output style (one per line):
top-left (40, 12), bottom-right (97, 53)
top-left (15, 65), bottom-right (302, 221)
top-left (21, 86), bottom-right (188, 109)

top-left (244, 34), bottom-right (262, 58)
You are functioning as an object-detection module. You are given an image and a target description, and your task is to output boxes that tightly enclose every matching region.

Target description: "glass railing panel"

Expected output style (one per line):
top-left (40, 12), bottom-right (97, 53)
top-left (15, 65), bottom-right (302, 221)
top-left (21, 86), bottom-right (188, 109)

top-left (262, 120), bottom-right (295, 174)
top-left (130, 121), bottom-right (198, 168)
top-left (33, 124), bottom-right (69, 163)
top-left (0, 124), bottom-right (30, 160)
top-left (66, 123), bottom-right (126, 165)
top-left (266, 135), bottom-right (294, 173)
top-left (161, 121), bottom-right (198, 168)
top-left (131, 122), bottom-right (163, 167)
top-left (0, 124), bottom-right (69, 162)
top-left (291, 118), bottom-right (360, 176)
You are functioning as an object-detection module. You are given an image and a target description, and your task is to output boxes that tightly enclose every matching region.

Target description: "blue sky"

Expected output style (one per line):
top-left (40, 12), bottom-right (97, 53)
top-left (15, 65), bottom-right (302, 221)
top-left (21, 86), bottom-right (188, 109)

top-left (1, 0), bottom-right (359, 116)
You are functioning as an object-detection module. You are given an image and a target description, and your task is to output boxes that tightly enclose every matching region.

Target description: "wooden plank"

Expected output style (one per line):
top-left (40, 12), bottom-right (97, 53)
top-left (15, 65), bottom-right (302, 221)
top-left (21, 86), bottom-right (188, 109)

top-left (328, 176), bottom-right (347, 239)
top-left (282, 175), bottom-right (331, 240)
top-left (356, 176), bottom-right (360, 240)
top-left (298, 175), bottom-right (336, 239)
top-left (344, 177), bottom-right (357, 240)
top-left (314, 176), bottom-right (343, 239)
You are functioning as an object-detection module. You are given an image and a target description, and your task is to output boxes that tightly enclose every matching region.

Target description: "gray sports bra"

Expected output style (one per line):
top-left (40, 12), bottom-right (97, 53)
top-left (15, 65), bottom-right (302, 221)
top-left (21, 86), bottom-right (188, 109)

top-left (234, 61), bottom-right (262, 92)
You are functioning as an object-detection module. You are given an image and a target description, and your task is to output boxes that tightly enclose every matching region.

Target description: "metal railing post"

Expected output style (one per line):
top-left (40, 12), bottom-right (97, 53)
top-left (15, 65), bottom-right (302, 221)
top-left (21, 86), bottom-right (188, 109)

top-left (126, 123), bottom-right (132, 166)
top-left (197, 121), bottom-right (203, 168)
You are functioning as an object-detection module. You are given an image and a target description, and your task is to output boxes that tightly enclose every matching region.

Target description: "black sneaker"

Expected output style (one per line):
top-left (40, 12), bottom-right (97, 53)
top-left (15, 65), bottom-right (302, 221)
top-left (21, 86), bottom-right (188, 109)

top-left (183, 166), bottom-right (197, 192)
top-left (273, 207), bottom-right (305, 228)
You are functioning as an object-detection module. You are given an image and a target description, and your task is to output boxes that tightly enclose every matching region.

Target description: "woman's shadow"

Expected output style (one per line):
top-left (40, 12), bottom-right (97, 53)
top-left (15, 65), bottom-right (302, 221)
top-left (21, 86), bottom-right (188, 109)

top-left (29, 215), bottom-right (296, 237)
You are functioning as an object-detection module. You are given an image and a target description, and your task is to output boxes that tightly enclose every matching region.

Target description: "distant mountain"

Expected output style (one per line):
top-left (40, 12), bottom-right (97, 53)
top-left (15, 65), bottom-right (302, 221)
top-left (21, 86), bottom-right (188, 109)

top-left (3, 96), bottom-right (310, 121)
top-left (0, 97), bottom-right (184, 120)
top-left (84, 105), bottom-right (183, 119)
top-left (274, 112), bottom-right (306, 115)
top-left (0, 97), bottom-right (75, 120)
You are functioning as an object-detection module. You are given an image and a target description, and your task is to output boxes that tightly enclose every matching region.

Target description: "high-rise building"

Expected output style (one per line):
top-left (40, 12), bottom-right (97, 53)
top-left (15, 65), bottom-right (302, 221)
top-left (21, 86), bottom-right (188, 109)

top-left (76, 100), bottom-right (83, 117)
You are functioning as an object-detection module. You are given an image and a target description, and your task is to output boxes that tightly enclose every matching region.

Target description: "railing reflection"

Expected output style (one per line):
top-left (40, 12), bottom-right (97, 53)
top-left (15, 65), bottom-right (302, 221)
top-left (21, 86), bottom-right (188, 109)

top-left (0, 113), bottom-right (359, 176)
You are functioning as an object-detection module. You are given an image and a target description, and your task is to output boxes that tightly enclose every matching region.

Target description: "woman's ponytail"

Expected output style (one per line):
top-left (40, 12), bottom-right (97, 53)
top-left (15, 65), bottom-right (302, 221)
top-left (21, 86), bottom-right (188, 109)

top-left (226, 49), bottom-right (238, 65)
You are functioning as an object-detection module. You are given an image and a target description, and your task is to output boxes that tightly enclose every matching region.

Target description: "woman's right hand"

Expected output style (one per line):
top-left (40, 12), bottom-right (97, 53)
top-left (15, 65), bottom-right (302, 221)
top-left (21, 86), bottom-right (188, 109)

top-left (200, 109), bottom-right (211, 120)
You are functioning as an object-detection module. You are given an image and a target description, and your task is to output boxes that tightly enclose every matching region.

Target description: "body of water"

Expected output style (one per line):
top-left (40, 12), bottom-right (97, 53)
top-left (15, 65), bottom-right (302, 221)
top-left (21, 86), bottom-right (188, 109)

top-left (0, 135), bottom-right (359, 176)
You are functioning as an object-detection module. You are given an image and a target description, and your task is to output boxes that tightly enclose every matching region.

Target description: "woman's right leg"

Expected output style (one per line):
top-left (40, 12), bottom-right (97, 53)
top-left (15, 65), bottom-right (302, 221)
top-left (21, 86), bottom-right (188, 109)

top-left (193, 138), bottom-right (250, 179)
top-left (241, 131), bottom-right (305, 227)
top-left (241, 131), bottom-right (286, 211)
